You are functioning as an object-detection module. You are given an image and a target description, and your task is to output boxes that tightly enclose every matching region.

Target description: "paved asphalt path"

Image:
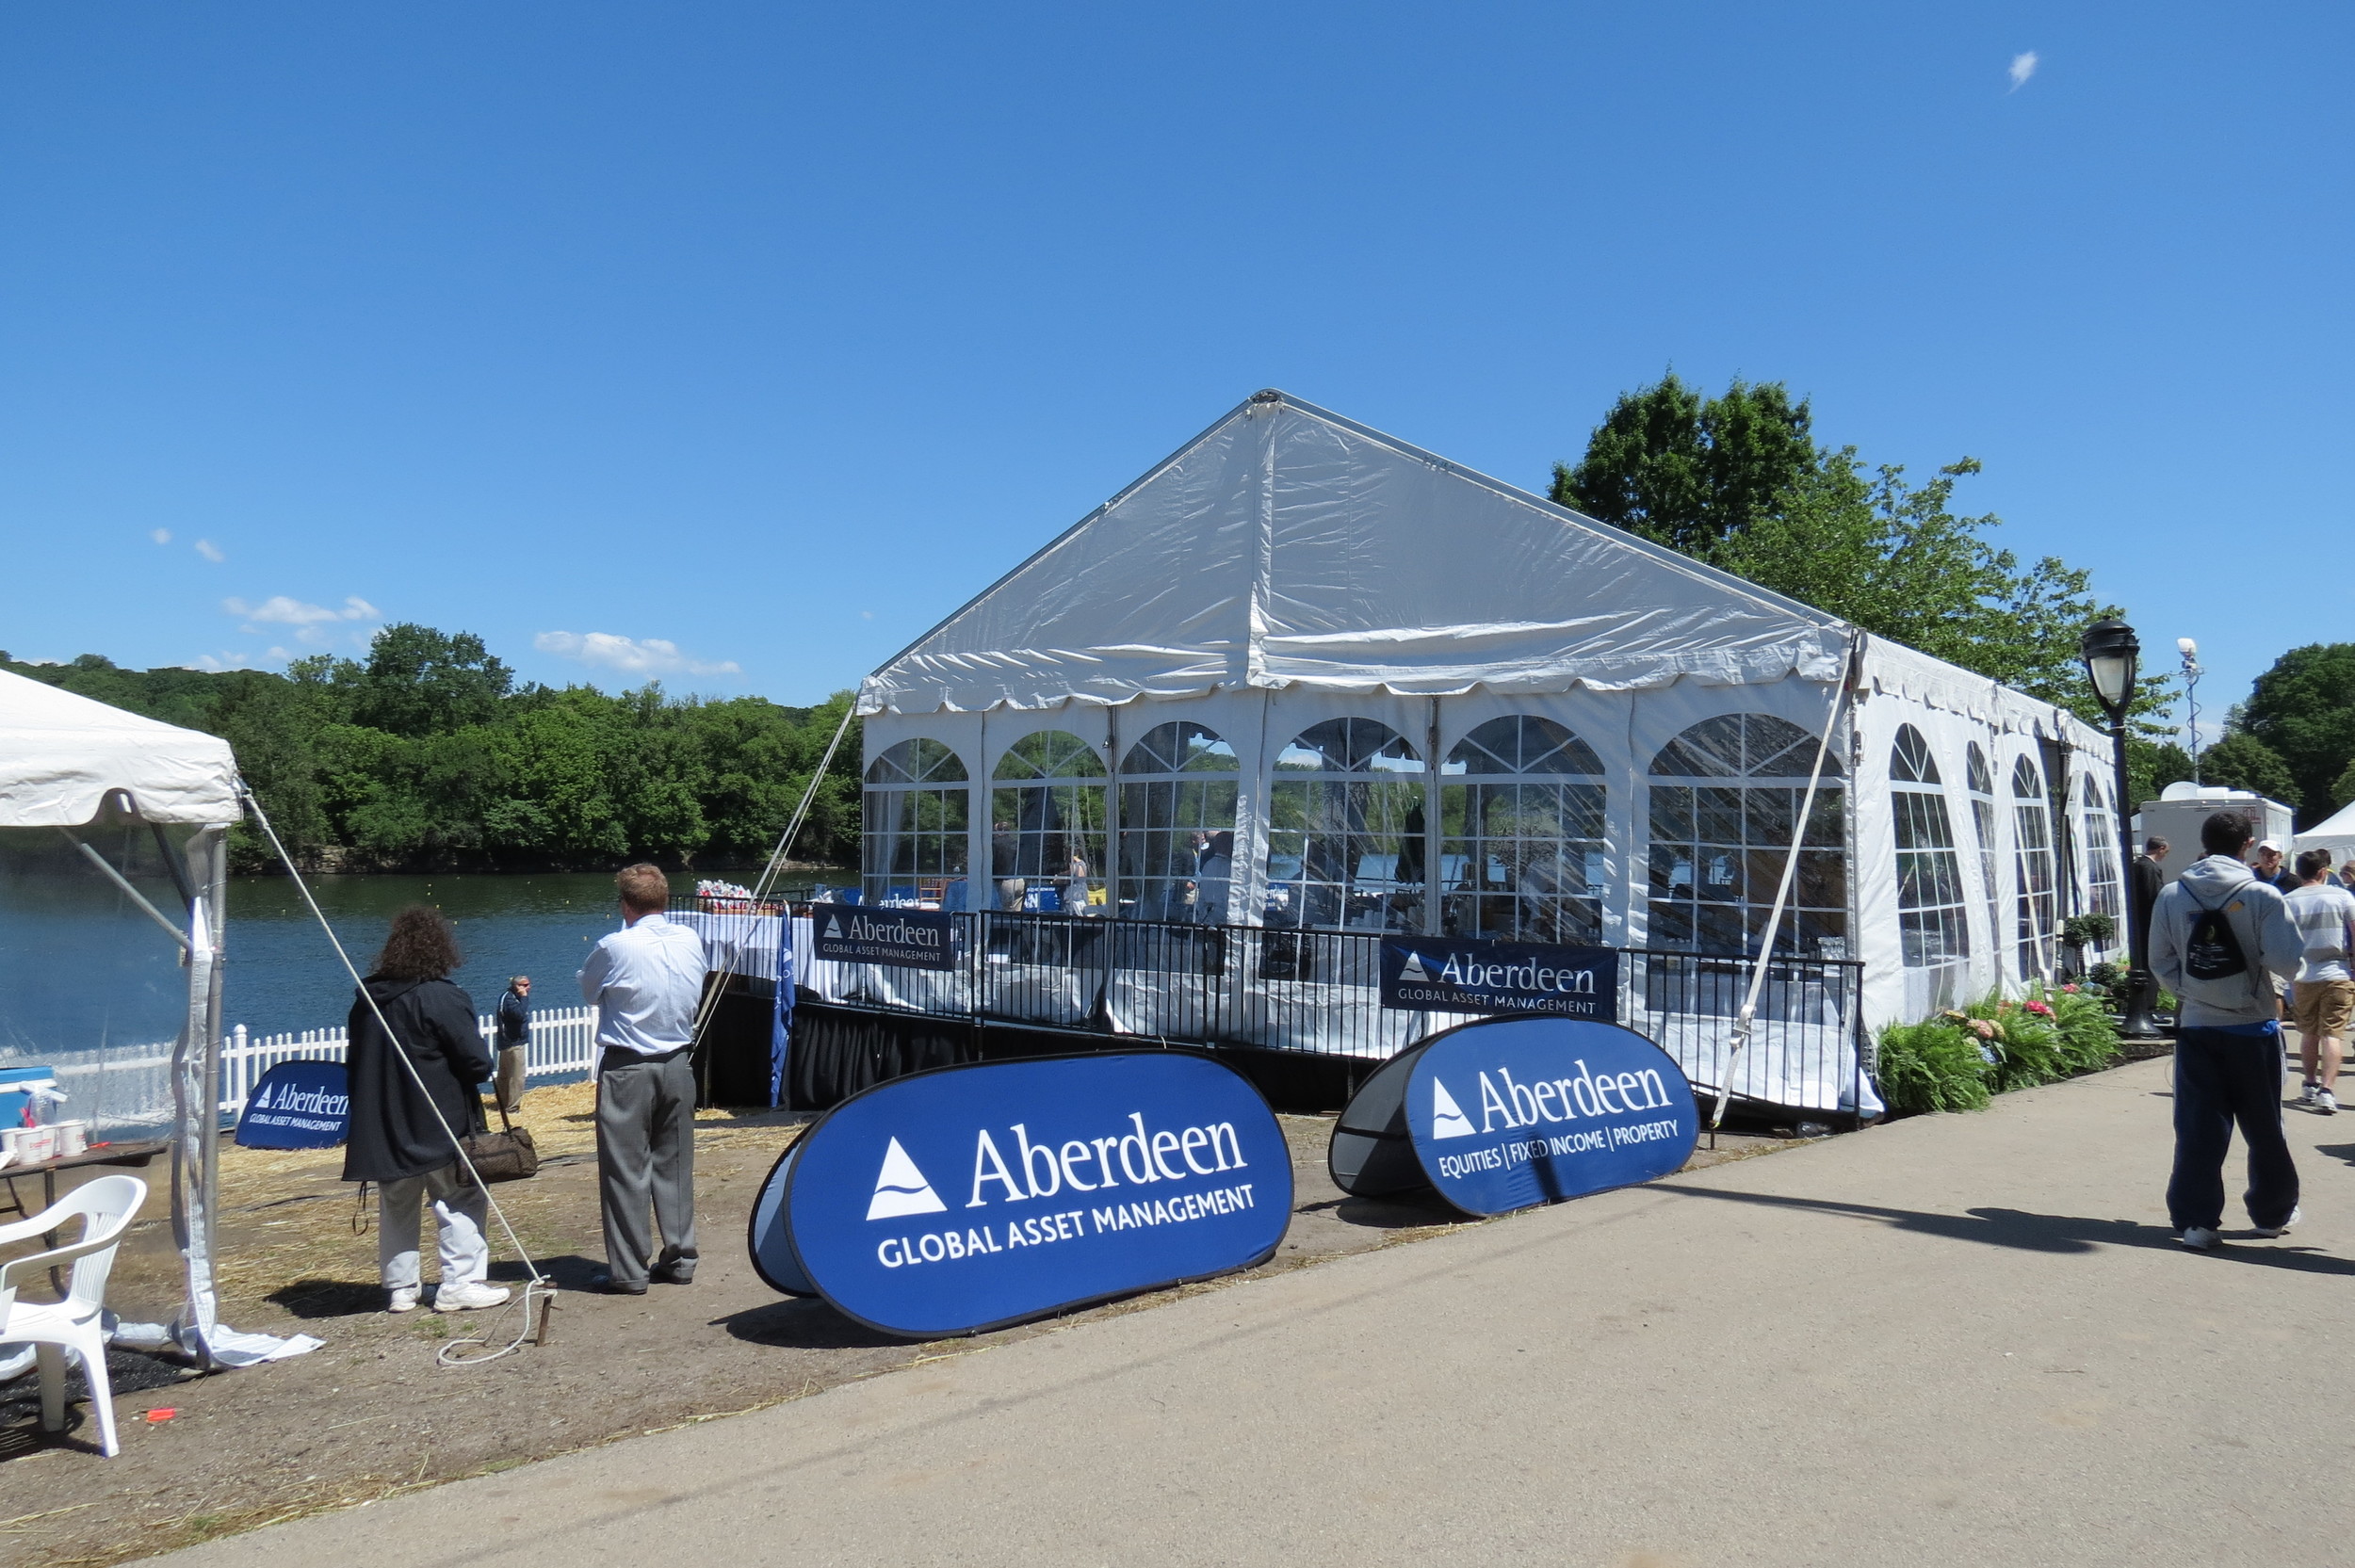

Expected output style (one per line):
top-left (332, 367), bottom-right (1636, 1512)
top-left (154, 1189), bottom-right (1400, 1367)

top-left (169, 1058), bottom-right (2355, 1567)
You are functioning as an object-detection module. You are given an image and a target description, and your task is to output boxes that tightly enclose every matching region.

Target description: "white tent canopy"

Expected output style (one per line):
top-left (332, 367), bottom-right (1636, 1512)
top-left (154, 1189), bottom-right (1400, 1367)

top-left (861, 392), bottom-right (1850, 716)
top-left (0, 668), bottom-right (240, 827)
top-left (2297, 799), bottom-right (2355, 863)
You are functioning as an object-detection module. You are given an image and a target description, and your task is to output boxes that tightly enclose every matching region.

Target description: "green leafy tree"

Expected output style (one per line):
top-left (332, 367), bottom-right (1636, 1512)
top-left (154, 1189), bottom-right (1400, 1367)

top-left (2233, 644), bottom-right (2355, 821)
top-left (1552, 374), bottom-right (2122, 722)
top-left (2195, 732), bottom-right (2298, 804)
top-left (337, 624), bottom-right (513, 738)
top-left (1551, 373), bottom-right (1818, 558)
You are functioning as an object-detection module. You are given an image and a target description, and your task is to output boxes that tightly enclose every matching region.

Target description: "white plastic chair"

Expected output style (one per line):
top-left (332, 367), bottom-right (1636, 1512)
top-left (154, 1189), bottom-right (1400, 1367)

top-left (0, 1173), bottom-right (148, 1457)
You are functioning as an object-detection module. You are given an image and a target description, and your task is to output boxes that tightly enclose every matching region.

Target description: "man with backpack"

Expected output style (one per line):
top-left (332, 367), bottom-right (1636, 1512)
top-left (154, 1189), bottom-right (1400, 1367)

top-left (2150, 811), bottom-right (2305, 1250)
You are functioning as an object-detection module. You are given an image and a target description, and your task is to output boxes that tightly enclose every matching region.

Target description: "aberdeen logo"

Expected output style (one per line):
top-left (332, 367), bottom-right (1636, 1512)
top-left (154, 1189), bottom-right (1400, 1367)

top-left (822, 911), bottom-right (845, 940)
top-left (866, 1137), bottom-right (948, 1220)
top-left (1399, 949), bottom-right (1431, 981)
top-left (1429, 1078), bottom-right (1475, 1139)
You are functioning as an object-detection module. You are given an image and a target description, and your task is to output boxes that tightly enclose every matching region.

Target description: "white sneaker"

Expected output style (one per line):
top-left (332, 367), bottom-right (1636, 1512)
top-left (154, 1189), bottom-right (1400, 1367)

top-left (432, 1281), bottom-right (512, 1313)
top-left (2298, 1083), bottom-right (2321, 1107)
top-left (386, 1285), bottom-right (419, 1314)
top-left (2253, 1206), bottom-right (2302, 1238)
top-left (2317, 1090), bottom-right (2339, 1116)
top-left (2179, 1226), bottom-right (2222, 1251)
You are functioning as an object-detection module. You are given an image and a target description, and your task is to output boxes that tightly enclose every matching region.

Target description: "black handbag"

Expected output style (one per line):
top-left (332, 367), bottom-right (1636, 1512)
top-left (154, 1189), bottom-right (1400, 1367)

top-left (460, 1100), bottom-right (540, 1184)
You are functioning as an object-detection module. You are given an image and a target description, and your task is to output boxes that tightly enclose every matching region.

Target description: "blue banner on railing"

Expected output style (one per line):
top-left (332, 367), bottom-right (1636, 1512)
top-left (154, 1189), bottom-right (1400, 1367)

top-left (235, 1060), bottom-right (351, 1150)
top-left (1379, 936), bottom-right (1618, 1020)
top-left (747, 1052), bottom-right (1291, 1337)
top-left (1338, 1015), bottom-right (1695, 1217)
top-left (811, 905), bottom-right (959, 969)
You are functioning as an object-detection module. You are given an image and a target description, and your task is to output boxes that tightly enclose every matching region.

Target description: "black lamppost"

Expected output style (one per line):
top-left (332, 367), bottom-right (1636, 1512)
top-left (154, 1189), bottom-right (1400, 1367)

top-left (2081, 619), bottom-right (2159, 1036)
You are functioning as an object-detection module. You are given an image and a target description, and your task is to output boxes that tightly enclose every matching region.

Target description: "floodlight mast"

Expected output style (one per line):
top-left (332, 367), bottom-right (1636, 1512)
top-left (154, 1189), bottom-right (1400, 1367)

top-left (2083, 619), bottom-right (2158, 1038)
top-left (2178, 637), bottom-right (2203, 786)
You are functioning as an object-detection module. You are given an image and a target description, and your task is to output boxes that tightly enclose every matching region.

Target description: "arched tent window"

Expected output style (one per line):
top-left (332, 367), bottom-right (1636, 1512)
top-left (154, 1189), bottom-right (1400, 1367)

top-left (1267, 718), bottom-right (1424, 931)
top-left (990, 731), bottom-right (1107, 913)
top-left (1117, 721), bottom-right (1238, 923)
top-left (1646, 714), bottom-right (1847, 957)
top-left (1439, 716), bottom-right (1606, 943)
top-left (2011, 754), bottom-right (2058, 980)
top-left (863, 738), bottom-right (968, 906)
top-left (2081, 774), bottom-right (2121, 922)
top-left (1892, 725), bottom-right (1970, 1011)
top-left (1965, 743), bottom-right (2004, 964)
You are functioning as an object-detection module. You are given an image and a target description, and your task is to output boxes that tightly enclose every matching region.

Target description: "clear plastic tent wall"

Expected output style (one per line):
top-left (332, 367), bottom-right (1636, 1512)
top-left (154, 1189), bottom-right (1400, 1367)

top-left (836, 394), bottom-right (2120, 1114)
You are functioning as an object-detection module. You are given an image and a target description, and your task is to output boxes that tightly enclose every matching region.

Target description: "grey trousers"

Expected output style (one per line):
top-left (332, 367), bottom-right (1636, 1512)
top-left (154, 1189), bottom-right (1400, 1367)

top-left (495, 1044), bottom-right (528, 1113)
top-left (595, 1047), bottom-right (697, 1285)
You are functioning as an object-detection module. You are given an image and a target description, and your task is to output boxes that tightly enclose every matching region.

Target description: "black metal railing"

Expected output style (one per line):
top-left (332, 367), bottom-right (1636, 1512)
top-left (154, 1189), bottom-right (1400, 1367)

top-left (748, 906), bottom-right (1868, 1118)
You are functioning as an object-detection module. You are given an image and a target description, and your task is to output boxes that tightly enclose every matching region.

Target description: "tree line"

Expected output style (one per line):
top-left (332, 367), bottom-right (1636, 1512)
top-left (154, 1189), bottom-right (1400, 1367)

top-left (1, 627), bottom-right (862, 872)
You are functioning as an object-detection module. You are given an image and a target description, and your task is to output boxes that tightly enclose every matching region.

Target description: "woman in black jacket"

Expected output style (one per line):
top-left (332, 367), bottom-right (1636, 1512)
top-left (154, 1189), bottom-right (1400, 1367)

top-left (344, 907), bottom-right (509, 1315)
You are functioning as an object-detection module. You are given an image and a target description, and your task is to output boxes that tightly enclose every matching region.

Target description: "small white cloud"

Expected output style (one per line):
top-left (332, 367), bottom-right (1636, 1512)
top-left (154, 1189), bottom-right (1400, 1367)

top-left (193, 539), bottom-right (226, 562)
top-left (2008, 51), bottom-right (2038, 90)
top-left (187, 652), bottom-right (254, 672)
top-left (151, 528), bottom-right (173, 545)
top-left (860, 610), bottom-right (875, 620)
top-left (533, 630), bottom-right (741, 678)
top-left (267, 646), bottom-right (291, 659)
top-left (223, 594), bottom-right (382, 630)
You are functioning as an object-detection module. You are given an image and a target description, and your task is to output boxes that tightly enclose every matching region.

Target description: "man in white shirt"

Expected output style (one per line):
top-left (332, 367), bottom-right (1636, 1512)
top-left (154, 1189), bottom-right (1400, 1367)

top-left (2286, 849), bottom-right (2355, 1115)
top-left (577, 864), bottom-right (709, 1293)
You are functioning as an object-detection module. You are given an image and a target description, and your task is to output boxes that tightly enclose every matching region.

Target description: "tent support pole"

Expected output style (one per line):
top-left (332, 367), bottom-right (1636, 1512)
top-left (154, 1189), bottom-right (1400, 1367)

top-left (56, 830), bottom-right (190, 951)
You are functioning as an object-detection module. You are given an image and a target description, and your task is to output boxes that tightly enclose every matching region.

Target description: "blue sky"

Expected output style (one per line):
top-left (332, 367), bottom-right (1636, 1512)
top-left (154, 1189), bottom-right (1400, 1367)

top-left (1, 3), bottom-right (2345, 723)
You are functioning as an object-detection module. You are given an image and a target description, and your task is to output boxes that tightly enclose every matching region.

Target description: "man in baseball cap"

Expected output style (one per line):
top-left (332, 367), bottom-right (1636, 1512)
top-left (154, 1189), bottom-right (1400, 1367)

top-left (2253, 840), bottom-right (2299, 895)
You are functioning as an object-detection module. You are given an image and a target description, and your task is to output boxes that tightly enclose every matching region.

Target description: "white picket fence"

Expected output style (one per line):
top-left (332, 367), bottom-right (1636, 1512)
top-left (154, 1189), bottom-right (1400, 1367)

top-left (219, 1005), bottom-right (601, 1120)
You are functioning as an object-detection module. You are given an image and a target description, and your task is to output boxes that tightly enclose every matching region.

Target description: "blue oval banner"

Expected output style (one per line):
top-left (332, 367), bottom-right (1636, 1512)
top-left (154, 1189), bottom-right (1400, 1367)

top-left (750, 1052), bottom-right (1292, 1337)
top-left (1403, 1016), bottom-right (1697, 1216)
top-left (235, 1060), bottom-right (351, 1150)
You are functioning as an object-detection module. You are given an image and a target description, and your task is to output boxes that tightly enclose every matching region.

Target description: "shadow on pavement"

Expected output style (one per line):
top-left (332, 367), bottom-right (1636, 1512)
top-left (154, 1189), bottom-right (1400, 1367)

top-left (1648, 1185), bottom-right (2355, 1276)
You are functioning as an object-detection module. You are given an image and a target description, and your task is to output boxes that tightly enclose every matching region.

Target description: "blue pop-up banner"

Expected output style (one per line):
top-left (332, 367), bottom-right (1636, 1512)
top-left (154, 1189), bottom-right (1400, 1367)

top-left (1330, 1016), bottom-right (1696, 1217)
top-left (1380, 935), bottom-right (1618, 1020)
top-left (749, 1052), bottom-right (1292, 1337)
top-left (811, 905), bottom-right (959, 969)
top-left (235, 1060), bottom-right (352, 1149)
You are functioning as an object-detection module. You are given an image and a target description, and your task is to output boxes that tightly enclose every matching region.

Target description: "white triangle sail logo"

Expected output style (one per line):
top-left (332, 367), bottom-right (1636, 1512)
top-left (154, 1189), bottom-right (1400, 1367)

top-left (823, 912), bottom-right (845, 940)
top-left (1430, 1078), bottom-right (1476, 1140)
top-left (866, 1138), bottom-right (948, 1220)
top-left (1399, 949), bottom-right (1430, 980)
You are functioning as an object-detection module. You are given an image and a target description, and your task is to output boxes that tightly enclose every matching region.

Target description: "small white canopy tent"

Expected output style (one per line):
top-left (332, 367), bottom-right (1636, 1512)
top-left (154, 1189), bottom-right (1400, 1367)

top-left (845, 392), bottom-right (2120, 1111)
top-left (2296, 798), bottom-right (2355, 867)
top-left (0, 667), bottom-right (237, 1362)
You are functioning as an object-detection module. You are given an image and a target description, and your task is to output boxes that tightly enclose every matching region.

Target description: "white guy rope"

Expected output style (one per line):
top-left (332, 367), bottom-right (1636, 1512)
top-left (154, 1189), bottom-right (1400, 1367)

top-left (241, 790), bottom-right (552, 1366)
top-left (1710, 634), bottom-right (1864, 1131)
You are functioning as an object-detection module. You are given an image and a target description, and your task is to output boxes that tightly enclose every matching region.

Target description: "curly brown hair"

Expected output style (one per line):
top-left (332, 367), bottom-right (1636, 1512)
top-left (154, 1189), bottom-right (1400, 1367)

top-left (372, 906), bottom-right (461, 981)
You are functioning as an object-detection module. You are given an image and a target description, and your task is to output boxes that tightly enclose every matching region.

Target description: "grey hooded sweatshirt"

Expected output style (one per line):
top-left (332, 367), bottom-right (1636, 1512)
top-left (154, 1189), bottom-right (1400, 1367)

top-left (2149, 854), bottom-right (2302, 1028)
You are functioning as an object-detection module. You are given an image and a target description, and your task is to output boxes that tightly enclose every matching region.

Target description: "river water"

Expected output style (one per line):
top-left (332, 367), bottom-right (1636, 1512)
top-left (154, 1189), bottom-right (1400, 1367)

top-left (0, 857), bottom-right (850, 1056)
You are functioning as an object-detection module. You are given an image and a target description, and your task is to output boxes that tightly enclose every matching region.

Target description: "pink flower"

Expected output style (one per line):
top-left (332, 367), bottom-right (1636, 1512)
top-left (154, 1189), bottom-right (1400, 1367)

top-left (2025, 1000), bottom-right (2054, 1017)
top-left (1968, 1018), bottom-right (1998, 1040)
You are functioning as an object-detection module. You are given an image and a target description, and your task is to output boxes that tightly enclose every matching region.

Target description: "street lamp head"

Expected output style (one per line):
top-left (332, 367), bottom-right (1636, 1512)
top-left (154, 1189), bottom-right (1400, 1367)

top-left (2080, 618), bottom-right (2139, 719)
top-left (2176, 636), bottom-right (2199, 659)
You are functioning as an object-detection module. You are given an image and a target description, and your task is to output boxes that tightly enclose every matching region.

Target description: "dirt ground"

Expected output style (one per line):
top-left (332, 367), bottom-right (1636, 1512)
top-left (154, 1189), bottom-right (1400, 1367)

top-left (0, 1085), bottom-right (1799, 1568)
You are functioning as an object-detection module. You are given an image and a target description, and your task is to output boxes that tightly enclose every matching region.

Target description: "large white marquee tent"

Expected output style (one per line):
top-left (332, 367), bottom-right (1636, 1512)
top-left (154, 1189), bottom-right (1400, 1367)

top-left (840, 393), bottom-right (2122, 1108)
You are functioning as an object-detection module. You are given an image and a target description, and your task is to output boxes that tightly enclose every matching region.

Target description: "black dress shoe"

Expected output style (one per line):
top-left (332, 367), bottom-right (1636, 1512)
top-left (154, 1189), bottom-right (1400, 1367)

top-left (585, 1269), bottom-right (647, 1295)
top-left (649, 1262), bottom-right (696, 1285)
